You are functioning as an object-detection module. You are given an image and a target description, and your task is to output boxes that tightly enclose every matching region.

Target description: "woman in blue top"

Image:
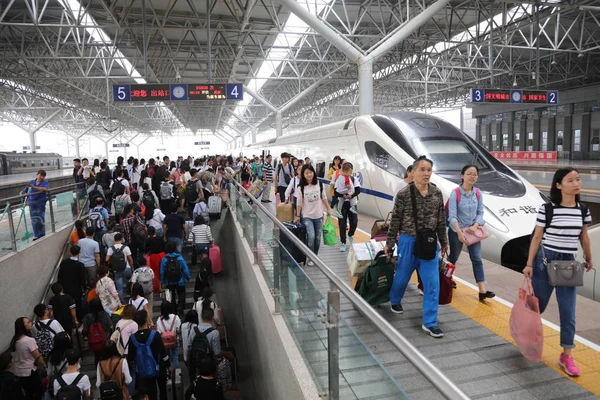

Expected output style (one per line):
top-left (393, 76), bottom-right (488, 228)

top-left (447, 165), bottom-right (495, 301)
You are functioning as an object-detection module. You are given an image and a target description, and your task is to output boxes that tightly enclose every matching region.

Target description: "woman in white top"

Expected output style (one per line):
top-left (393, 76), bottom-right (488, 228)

top-left (156, 301), bottom-right (182, 372)
top-left (294, 164), bottom-right (331, 263)
top-left (192, 287), bottom-right (220, 325)
top-left (145, 202), bottom-right (166, 238)
top-left (96, 340), bottom-right (132, 399)
top-left (10, 317), bottom-right (45, 399)
top-left (129, 283), bottom-right (152, 327)
top-left (524, 167), bottom-right (593, 378)
top-left (180, 310), bottom-right (199, 382)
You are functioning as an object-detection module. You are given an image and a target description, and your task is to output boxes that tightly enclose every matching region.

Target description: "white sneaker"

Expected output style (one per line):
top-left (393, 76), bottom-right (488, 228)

top-left (348, 236), bottom-right (354, 245)
top-left (336, 210), bottom-right (343, 218)
top-left (340, 243), bottom-right (347, 252)
top-left (349, 206), bottom-right (358, 214)
top-left (307, 260), bottom-right (314, 266)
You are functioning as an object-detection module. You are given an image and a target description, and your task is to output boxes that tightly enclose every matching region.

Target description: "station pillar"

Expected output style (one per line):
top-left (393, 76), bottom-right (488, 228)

top-left (358, 58), bottom-right (374, 115)
top-left (75, 136), bottom-right (81, 158)
top-left (29, 132), bottom-right (37, 154)
top-left (275, 111), bottom-right (283, 137)
top-left (251, 128), bottom-right (257, 144)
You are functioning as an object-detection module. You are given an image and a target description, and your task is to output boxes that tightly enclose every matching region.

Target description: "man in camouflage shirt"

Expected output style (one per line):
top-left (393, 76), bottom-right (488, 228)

top-left (385, 156), bottom-right (448, 338)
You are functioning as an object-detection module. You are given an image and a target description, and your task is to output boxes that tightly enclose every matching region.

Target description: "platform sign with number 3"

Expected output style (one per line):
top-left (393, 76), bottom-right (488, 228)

top-left (226, 83), bottom-right (244, 101)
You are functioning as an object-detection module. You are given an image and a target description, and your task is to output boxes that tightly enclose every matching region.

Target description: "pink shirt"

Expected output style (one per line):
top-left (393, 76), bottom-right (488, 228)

top-left (297, 184), bottom-right (327, 219)
top-left (115, 319), bottom-right (138, 355)
top-left (12, 336), bottom-right (37, 377)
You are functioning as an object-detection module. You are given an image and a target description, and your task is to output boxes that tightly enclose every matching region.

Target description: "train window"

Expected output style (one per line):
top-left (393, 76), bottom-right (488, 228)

top-left (316, 161), bottom-right (326, 178)
top-left (411, 118), bottom-right (440, 129)
top-left (22, 162), bottom-right (27, 168)
top-left (40, 162), bottom-right (44, 167)
top-left (412, 138), bottom-right (488, 172)
top-left (364, 141), bottom-right (405, 178)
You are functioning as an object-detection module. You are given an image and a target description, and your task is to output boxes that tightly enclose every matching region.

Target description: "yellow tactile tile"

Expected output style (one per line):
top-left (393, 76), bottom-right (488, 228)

top-left (448, 274), bottom-right (600, 395)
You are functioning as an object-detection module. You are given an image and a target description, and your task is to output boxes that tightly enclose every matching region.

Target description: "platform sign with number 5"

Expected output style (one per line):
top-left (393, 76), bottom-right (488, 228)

top-left (113, 85), bottom-right (131, 102)
top-left (226, 83), bottom-right (243, 101)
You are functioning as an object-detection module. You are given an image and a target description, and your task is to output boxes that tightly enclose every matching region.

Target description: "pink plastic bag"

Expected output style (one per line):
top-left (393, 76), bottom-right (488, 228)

top-left (510, 278), bottom-right (544, 362)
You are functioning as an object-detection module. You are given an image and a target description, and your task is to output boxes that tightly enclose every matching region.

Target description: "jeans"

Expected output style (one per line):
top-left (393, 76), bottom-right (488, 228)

top-left (338, 202), bottom-right (357, 244)
top-left (302, 217), bottom-right (323, 255)
top-left (195, 243), bottom-right (210, 254)
top-left (29, 200), bottom-right (46, 238)
top-left (167, 284), bottom-right (187, 315)
top-left (390, 234), bottom-right (440, 328)
top-left (114, 268), bottom-right (132, 302)
top-left (168, 347), bottom-right (180, 369)
top-left (277, 186), bottom-right (287, 203)
top-left (532, 247), bottom-right (577, 348)
top-left (167, 237), bottom-right (183, 253)
top-left (447, 229), bottom-right (485, 283)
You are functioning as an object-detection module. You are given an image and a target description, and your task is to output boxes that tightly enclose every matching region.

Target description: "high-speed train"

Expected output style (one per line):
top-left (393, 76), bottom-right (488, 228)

top-left (239, 112), bottom-right (548, 271)
top-left (0, 152), bottom-right (63, 175)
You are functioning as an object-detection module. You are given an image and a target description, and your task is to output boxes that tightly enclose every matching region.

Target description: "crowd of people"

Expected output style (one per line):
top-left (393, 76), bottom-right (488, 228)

top-left (4, 154), bottom-right (243, 400)
top-left (9, 149), bottom-right (595, 396)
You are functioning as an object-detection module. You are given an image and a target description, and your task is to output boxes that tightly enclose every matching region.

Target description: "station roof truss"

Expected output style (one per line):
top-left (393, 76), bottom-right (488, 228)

top-left (1, 0), bottom-right (600, 142)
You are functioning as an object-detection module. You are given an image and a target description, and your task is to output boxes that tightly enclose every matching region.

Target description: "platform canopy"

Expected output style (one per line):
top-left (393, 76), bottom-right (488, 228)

top-left (1, 0), bottom-right (600, 143)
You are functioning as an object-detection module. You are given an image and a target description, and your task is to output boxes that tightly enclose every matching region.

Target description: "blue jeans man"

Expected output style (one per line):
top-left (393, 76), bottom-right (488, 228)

top-left (28, 200), bottom-right (47, 239)
top-left (114, 268), bottom-right (132, 303)
top-left (390, 234), bottom-right (440, 328)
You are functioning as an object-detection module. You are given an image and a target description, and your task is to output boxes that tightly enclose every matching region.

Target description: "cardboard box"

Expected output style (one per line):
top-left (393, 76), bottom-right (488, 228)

top-left (347, 241), bottom-right (397, 277)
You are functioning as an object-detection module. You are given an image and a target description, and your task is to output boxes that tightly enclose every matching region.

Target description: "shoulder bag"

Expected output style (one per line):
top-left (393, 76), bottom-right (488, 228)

top-left (541, 246), bottom-right (585, 287)
top-left (409, 184), bottom-right (438, 260)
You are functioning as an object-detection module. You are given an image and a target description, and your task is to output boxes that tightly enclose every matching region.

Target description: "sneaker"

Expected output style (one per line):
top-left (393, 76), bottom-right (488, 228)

top-left (390, 304), bottom-right (403, 314)
top-left (261, 200), bottom-right (269, 203)
top-left (348, 236), bottom-right (354, 245)
top-left (422, 325), bottom-right (444, 338)
top-left (559, 353), bottom-right (581, 377)
top-left (349, 206), bottom-right (358, 214)
top-left (336, 210), bottom-right (343, 218)
top-left (418, 289), bottom-right (424, 296)
top-left (307, 260), bottom-right (314, 266)
top-left (340, 243), bottom-right (347, 252)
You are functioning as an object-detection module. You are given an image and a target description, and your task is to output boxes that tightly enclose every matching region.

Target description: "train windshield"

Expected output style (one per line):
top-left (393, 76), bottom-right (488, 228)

top-left (411, 138), bottom-right (488, 172)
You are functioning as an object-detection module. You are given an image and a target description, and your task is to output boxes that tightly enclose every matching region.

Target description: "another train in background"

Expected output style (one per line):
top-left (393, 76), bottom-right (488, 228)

top-left (0, 152), bottom-right (63, 175)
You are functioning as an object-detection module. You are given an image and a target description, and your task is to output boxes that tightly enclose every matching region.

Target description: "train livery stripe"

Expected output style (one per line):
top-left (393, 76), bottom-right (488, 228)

top-left (317, 178), bottom-right (395, 201)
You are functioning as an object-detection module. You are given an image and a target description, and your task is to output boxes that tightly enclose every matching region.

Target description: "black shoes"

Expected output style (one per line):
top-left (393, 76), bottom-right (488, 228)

top-left (479, 291), bottom-right (496, 301)
top-left (390, 304), bottom-right (403, 314)
top-left (422, 325), bottom-right (444, 338)
top-left (261, 200), bottom-right (272, 203)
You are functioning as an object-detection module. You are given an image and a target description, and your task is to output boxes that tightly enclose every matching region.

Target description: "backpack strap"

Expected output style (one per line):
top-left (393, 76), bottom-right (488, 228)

top-left (454, 187), bottom-right (461, 206)
top-left (579, 203), bottom-right (589, 225)
top-left (169, 316), bottom-right (176, 331)
top-left (543, 202), bottom-right (554, 232)
top-left (57, 375), bottom-right (67, 388)
top-left (102, 358), bottom-right (121, 380)
top-left (71, 373), bottom-right (84, 387)
top-left (40, 320), bottom-right (57, 335)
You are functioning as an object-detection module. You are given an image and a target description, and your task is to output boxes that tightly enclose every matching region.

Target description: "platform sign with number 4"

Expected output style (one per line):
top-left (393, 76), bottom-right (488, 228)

top-left (226, 84), bottom-right (243, 101)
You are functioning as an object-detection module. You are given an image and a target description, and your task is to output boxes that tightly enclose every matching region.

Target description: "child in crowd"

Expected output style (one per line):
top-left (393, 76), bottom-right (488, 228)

top-left (334, 163), bottom-right (358, 217)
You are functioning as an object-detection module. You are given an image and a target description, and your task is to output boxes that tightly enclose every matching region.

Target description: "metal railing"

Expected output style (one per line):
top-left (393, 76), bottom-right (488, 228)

top-left (0, 182), bottom-right (86, 253)
top-left (228, 179), bottom-right (470, 400)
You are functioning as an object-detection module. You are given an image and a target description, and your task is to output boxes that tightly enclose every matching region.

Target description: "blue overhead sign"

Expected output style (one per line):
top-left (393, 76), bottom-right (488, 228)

top-left (113, 83), bottom-right (243, 102)
top-left (471, 88), bottom-right (559, 105)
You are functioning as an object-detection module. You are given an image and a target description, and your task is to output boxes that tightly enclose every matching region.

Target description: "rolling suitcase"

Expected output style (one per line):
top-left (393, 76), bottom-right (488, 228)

top-left (210, 244), bottom-right (223, 274)
top-left (280, 222), bottom-right (308, 265)
top-left (208, 195), bottom-right (222, 218)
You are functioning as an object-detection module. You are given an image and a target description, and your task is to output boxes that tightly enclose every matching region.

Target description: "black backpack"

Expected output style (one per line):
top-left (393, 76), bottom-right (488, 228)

top-left (190, 327), bottom-right (215, 366)
top-left (88, 184), bottom-right (105, 204)
top-left (185, 179), bottom-right (199, 202)
top-left (55, 373), bottom-right (84, 400)
top-left (112, 179), bottom-right (126, 197)
top-left (110, 246), bottom-right (127, 271)
top-left (99, 360), bottom-right (123, 400)
top-left (165, 256), bottom-right (182, 283)
top-left (142, 190), bottom-right (155, 206)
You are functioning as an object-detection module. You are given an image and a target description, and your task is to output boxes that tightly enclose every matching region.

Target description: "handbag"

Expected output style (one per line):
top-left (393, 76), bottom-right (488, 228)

top-left (541, 247), bottom-right (585, 287)
top-left (510, 278), bottom-right (543, 362)
top-left (410, 184), bottom-right (438, 260)
top-left (357, 251), bottom-right (395, 305)
top-left (461, 225), bottom-right (489, 246)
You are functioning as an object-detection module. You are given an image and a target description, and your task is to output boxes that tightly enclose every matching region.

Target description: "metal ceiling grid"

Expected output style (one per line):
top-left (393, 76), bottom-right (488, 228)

top-left (1, 0), bottom-right (599, 144)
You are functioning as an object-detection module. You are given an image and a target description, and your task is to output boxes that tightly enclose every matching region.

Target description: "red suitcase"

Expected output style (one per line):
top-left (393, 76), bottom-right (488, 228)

top-left (210, 244), bottom-right (223, 274)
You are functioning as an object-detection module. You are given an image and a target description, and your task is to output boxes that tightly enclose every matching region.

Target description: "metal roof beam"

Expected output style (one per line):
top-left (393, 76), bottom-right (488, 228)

top-left (244, 86), bottom-right (278, 113)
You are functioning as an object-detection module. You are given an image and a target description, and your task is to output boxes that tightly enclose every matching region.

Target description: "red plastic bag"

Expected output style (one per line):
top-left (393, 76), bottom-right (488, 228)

top-left (510, 278), bottom-right (544, 362)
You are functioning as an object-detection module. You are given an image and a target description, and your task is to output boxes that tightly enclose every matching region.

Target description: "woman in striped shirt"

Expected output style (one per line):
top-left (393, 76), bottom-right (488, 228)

top-left (524, 167), bottom-right (593, 377)
top-left (188, 215), bottom-right (213, 253)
